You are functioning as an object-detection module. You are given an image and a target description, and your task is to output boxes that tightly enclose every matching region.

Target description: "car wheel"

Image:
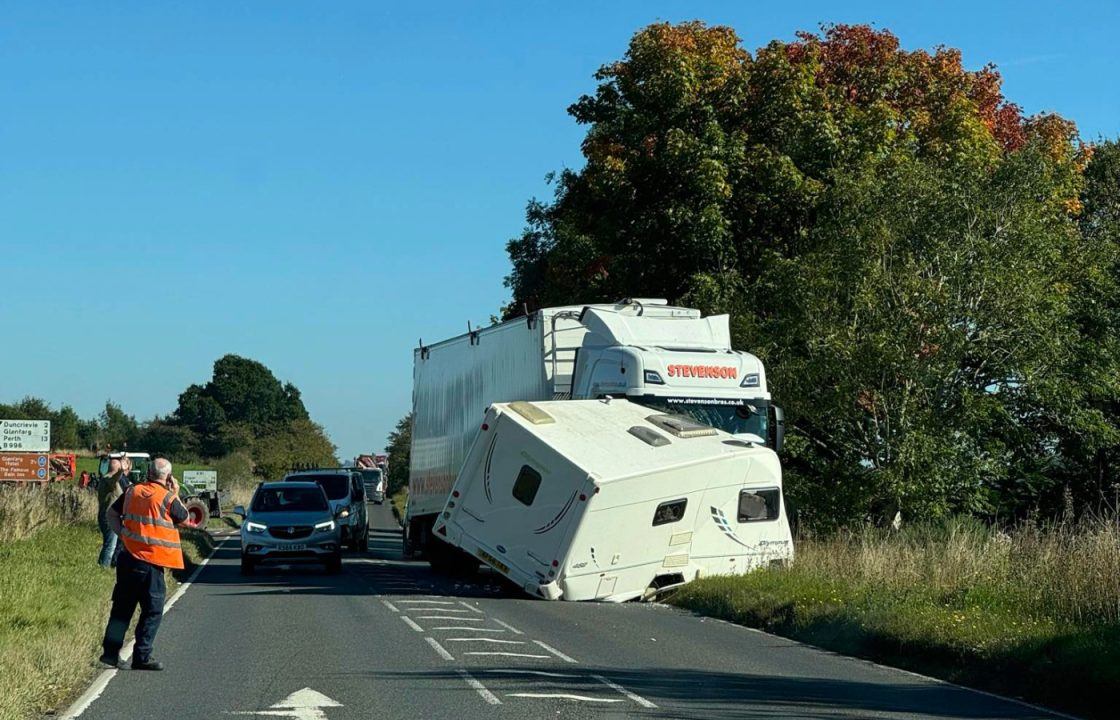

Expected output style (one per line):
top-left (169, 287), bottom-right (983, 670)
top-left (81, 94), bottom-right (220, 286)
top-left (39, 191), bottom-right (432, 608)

top-left (240, 555), bottom-right (255, 575)
top-left (360, 527), bottom-right (369, 553)
top-left (326, 554), bottom-right (342, 574)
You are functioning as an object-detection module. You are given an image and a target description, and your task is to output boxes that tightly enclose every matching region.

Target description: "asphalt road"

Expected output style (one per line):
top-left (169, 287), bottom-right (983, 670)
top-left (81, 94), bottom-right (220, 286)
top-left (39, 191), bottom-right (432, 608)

top-left (69, 502), bottom-right (1068, 720)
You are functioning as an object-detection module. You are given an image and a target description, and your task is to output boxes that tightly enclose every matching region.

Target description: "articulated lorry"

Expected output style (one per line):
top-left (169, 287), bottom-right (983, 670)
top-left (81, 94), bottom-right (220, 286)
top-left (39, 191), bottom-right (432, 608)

top-left (405, 299), bottom-right (788, 565)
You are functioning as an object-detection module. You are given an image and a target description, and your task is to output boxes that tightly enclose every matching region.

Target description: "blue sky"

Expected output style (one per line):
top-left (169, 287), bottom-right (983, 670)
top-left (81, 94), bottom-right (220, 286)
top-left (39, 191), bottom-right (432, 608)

top-left (1, 1), bottom-right (1116, 460)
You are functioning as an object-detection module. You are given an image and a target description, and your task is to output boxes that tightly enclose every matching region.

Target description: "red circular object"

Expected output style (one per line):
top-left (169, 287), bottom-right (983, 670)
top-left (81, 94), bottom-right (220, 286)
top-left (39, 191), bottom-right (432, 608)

top-left (452, 490), bottom-right (460, 498)
top-left (551, 560), bottom-right (559, 567)
top-left (481, 423), bottom-right (489, 431)
top-left (579, 494), bottom-right (586, 501)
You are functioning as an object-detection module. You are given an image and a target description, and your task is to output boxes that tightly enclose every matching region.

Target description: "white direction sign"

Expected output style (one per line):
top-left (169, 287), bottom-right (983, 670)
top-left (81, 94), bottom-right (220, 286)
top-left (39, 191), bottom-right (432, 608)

top-left (183, 469), bottom-right (217, 492)
top-left (229, 688), bottom-right (342, 720)
top-left (0, 420), bottom-right (50, 452)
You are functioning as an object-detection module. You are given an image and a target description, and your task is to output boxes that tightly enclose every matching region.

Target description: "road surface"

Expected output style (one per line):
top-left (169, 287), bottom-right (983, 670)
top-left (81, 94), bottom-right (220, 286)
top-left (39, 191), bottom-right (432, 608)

top-left (70, 502), bottom-right (1068, 720)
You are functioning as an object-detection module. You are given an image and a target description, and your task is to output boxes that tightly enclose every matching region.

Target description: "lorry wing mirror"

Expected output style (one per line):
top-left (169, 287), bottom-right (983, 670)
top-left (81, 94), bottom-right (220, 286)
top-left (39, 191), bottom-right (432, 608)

top-left (770, 405), bottom-right (785, 454)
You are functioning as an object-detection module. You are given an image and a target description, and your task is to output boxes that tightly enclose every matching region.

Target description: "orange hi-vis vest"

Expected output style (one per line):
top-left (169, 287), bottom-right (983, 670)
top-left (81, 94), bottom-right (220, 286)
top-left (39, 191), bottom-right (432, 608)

top-left (119, 482), bottom-right (185, 570)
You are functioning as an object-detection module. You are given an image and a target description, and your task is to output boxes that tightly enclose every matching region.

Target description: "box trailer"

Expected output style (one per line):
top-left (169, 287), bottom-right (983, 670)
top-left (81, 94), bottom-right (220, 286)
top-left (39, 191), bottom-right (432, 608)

top-left (434, 398), bottom-right (794, 601)
top-left (406, 299), bottom-right (785, 558)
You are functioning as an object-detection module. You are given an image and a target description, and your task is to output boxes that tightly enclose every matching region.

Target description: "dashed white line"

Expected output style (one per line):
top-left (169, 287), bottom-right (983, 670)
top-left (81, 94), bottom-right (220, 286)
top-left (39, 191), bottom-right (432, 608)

top-left (401, 616), bottom-right (424, 632)
top-left (381, 600), bottom-right (400, 613)
top-left (418, 615), bottom-right (483, 621)
top-left (464, 651), bottom-right (550, 659)
top-left (458, 601), bottom-right (485, 614)
top-left (425, 636), bottom-right (455, 661)
top-left (445, 638), bottom-right (525, 644)
top-left (532, 640), bottom-right (578, 664)
top-left (491, 618), bottom-right (523, 635)
top-left (398, 599), bottom-right (456, 605)
top-left (458, 669), bottom-right (501, 705)
top-left (506, 693), bottom-right (623, 703)
top-left (592, 674), bottom-right (658, 708)
top-left (433, 626), bottom-right (506, 632)
top-left (483, 669), bottom-right (580, 678)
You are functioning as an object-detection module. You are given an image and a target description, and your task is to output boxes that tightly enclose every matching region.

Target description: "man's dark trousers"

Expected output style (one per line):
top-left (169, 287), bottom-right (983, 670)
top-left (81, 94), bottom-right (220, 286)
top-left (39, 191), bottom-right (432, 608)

top-left (101, 550), bottom-right (166, 663)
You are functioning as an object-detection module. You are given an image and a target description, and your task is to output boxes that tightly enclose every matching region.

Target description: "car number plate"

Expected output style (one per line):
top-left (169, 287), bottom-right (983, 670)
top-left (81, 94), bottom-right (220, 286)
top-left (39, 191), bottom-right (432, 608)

top-left (287, 543), bottom-right (306, 551)
top-left (476, 548), bottom-right (509, 574)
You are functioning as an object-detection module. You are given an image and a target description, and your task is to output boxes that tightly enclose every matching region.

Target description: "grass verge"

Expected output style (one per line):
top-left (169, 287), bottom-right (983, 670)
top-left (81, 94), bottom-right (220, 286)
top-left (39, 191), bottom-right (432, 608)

top-left (391, 488), bottom-right (408, 527)
top-left (667, 517), bottom-right (1119, 720)
top-left (0, 522), bottom-right (214, 720)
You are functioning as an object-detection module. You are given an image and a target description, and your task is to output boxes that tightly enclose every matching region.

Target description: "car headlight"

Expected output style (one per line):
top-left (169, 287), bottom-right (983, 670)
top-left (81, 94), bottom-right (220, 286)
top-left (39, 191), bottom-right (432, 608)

top-left (245, 521), bottom-right (267, 534)
top-left (314, 520), bottom-right (336, 532)
top-left (337, 509), bottom-right (350, 518)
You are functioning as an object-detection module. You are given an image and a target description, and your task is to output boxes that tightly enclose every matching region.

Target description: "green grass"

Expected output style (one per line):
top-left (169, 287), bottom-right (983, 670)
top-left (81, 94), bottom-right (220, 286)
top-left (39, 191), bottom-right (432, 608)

top-left (0, 520), bottom-right (213, 720)
top-left (667, 517), bottom-right (1120, 719)
top-left (391, 488), bottom-right (408, 527)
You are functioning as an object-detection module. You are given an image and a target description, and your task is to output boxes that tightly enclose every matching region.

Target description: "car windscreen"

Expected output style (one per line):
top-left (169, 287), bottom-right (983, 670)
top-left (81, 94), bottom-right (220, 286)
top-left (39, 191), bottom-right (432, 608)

top-left (251, 487), bottom-right (328, 513)
top-left (634, 396), bottom-right (769, 441)
top-left (301, 474), bottom-right (351, 500)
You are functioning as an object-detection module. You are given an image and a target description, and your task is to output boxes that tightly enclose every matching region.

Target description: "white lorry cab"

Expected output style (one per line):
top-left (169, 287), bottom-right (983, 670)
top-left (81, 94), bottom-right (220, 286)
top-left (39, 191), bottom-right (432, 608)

top-left (406, 299), bottom-right (785, 560)
top-left (434, 398), bottom-right (794, 601)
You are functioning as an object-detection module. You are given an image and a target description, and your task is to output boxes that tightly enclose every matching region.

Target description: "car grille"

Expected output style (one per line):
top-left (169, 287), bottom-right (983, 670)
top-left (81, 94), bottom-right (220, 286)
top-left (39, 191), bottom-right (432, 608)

top-left (268, 526), bottom-right (312, 540)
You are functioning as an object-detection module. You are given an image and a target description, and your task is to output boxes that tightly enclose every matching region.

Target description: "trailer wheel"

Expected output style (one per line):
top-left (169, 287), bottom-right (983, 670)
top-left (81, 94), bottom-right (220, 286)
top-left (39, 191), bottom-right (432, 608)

top-left (183, 498), bottom-right (209, 529)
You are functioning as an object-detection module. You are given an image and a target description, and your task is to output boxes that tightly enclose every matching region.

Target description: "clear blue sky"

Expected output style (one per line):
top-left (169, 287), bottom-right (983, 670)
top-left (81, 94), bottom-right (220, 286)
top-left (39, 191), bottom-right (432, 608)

top-left (2, 1), bottom-right (1116, 460)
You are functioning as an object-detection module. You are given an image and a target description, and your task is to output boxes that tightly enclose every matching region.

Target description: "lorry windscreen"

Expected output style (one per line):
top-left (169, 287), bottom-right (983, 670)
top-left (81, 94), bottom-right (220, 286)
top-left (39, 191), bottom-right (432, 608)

top-left (301, 474), bottom-right (350, 500)
top-left (634, 396), bottom-right (769, 441)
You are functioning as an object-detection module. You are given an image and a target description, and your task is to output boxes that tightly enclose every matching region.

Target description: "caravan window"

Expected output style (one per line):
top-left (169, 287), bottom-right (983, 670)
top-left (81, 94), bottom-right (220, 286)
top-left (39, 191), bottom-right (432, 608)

top-left (512, 465), bottom-right (542, 506)
top-left (652, 499), bottom-right (687, 526)
top-left (738, 488), bottom-right (781, 522)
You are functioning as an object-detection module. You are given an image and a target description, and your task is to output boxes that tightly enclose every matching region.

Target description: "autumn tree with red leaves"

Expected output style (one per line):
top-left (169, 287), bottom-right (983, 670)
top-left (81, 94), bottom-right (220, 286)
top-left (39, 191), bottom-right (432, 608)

top-left (505, 23), bottom-right (1117, 526)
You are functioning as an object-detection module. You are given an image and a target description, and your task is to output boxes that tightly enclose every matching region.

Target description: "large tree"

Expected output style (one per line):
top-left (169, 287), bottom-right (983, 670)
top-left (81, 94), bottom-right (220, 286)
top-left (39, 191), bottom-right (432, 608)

top-left (506, 23), bottom-right (1109, 524)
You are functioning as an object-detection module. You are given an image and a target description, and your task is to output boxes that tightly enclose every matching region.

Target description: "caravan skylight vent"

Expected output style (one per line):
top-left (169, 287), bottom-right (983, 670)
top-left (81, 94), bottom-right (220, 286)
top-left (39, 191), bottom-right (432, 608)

top-left (645, 414), bottom-right (717, 439)
top-left (509, 401), bottom-right (555, 425)
top-left (628, 426), bottom-right (670, 447)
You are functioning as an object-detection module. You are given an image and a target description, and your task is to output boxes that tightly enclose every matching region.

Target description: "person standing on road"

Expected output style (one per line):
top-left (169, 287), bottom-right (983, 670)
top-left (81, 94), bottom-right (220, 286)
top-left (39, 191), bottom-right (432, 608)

top-left (99, 457), bottom-right (189, 671)
top-left (96, 457), bottom-right (131, 567)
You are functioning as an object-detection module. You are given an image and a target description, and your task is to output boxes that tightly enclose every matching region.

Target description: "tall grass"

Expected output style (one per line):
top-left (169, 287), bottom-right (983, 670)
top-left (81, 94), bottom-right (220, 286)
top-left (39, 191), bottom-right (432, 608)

top-left (669, 515), bottom-right (1120, 718)
top-left (0, 484), bottom-right (97, 543)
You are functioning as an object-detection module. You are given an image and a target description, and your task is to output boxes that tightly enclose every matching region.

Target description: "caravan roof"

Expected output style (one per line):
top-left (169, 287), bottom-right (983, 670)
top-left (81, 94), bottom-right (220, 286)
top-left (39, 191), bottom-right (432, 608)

top-left (493, 398), bottom-right (768, 484)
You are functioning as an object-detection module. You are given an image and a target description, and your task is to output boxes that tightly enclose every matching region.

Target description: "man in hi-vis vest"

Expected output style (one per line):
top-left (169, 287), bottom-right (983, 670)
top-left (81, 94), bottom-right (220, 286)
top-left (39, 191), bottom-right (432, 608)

top-left (99, 457), bottom-right (190, 671)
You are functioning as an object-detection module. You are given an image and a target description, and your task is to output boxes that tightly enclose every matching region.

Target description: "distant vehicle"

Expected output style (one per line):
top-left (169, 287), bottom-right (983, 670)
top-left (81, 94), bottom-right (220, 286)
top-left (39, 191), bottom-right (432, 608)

top-left (97, 451), bottom-right (211, 528)
top-left (283, 469), bottom-right (369, 552)
top-left (357, 467), bottom-right (385, 504)
top-left (234, 481), bottom-right (342, 575)
top-left (435, 399), bottom-right (794, 601)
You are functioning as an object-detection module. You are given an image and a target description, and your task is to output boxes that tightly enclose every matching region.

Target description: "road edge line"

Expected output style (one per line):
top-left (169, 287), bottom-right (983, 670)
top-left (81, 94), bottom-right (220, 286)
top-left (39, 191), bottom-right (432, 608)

top-left (60, 538), bottom-right (227, 720)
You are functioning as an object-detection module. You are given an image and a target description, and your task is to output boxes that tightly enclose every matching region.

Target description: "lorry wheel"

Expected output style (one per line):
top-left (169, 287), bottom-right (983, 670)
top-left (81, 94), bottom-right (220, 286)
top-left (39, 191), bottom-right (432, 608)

top-left (240, 555), bottom-right (255, 575)
top-left (183, 498), bottom-right (209, 529)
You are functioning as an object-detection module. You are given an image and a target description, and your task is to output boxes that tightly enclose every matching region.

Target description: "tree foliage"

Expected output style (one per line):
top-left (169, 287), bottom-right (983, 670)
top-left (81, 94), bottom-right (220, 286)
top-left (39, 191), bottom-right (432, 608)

top-left (385, 413), bottom-right (412, 496)
top-left (505, 22), bottom-right (1119, 525)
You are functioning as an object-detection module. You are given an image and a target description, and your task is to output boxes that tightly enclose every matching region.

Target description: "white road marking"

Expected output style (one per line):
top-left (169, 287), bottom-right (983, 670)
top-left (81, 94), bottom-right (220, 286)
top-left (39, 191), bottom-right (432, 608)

top-left (381, 600), bottom-right (400, 613)
top-left (433, 626), bottom-right (505, 632)
top-left (592, 674), bottom-right (658, 708)
top-left (457, 669), bottom-right (501, 705)
top-left (445, 638), bottom-right (525, 644)
top-left (418, 615), bottom-right (483, 621)
top-left (464, 652), bottom-right (550, 659)
top-left (506, 693), bottom-right (623, 703)
top-left (228, 686), bottom-right (343, 719)
top-left (491, 618), bottom-right (523, 634)
top-left (458, 601), bottom-right (485, 614)
top-left (62, 539), bottom-right (226, 719)
top-left (425, 636), bottom-right (455, 661)
top-left (397, 599), bottom-right (455, 605)
top-left (532, 640), bottom-right (578, 664)
top-left (401, 616), bottom-right (424, 632)
top-left (483, 669), bottom-right (580, 678)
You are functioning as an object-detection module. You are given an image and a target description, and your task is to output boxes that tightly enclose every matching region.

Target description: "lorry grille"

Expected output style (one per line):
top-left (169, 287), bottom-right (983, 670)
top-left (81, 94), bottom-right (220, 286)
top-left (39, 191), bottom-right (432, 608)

top-left (269, 526), bottom-right (312, 540)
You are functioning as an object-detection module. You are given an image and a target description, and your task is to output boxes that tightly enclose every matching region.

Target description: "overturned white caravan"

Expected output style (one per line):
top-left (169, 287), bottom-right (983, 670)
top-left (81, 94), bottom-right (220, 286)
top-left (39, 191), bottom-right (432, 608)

top-left (433, 398), bottom-right (794, 602)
